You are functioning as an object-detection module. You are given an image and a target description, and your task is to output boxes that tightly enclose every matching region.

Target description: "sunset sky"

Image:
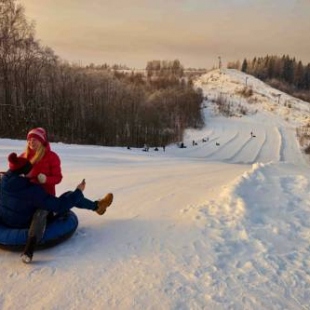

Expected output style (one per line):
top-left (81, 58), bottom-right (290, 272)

top-left (19, 0), bottom-right (310, 69)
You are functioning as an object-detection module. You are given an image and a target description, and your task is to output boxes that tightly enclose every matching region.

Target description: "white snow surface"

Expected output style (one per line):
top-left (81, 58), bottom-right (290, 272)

top-left (1, 69), bottom-right (310, 310)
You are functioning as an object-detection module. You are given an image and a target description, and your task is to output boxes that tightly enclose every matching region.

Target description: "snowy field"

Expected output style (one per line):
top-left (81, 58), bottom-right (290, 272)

top-left (1, 69), bottom-right (310, 310)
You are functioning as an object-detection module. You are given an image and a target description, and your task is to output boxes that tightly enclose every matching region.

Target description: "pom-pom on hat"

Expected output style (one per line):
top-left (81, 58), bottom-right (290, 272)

top-left (27, 127), bottom-right (47, 146)
top-left (8, 153), bottom-right (33, 175)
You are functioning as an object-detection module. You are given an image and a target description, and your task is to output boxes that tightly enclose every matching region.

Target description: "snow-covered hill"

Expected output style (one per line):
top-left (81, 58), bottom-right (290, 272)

top-left (196, 69), bottom-right (310, 126)
top-left (1, 69), bottom-right (310, 310)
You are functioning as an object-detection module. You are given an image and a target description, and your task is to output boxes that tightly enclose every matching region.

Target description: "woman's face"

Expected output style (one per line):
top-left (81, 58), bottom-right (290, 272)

top-left (27, 137), bottom-right (42, 151)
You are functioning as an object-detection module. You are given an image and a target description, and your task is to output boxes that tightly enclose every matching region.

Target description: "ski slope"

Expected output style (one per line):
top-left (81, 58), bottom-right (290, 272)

top-left (1, 69), bottom-right (310, 310)
top-left (173, 111), bottom-right (303, 165)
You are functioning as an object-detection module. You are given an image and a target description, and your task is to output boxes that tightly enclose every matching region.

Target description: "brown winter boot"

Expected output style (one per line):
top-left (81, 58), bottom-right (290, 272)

top-left (96, 193), bottom-right (113, 215)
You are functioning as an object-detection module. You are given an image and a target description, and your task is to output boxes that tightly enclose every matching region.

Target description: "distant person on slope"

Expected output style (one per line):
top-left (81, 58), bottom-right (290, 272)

top-left (0, 153), bottom-right (114, 263)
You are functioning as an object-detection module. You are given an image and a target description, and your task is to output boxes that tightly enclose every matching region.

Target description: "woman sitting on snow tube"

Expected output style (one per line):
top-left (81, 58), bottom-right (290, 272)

top-left (0, 169), bottom-right (78, 253)
top-left (0, 153), bottom-right (114, 263)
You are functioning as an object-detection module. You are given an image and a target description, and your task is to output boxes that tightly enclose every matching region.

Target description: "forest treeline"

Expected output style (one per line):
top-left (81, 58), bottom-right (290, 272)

top-left (228, 55), bottom-right (310, 103)
top-left (0, 0), bottom-right (204, 147)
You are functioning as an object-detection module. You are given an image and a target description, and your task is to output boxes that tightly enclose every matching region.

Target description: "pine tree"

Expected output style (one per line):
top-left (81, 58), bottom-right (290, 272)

top-left (241, 59), bottom-right (248, 72)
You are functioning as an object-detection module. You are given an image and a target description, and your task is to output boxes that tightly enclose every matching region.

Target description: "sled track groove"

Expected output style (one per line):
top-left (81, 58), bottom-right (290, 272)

top-left (204, 130), bottom-right (239, 159)
top-left (229, 131), bottom-right (267, 164)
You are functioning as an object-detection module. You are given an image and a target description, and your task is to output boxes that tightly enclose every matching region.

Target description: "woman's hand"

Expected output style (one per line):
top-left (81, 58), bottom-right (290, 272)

top-left (37, 173), bottom-right (47, 184)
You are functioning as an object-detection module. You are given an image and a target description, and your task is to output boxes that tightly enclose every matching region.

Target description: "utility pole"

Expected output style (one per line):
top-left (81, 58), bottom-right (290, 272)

top-left (218, 56), bottom-right (222, 70)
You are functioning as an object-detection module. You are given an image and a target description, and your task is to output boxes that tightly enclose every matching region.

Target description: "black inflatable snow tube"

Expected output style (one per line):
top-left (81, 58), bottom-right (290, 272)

top-left (0, 211), bottom-right (78, 251)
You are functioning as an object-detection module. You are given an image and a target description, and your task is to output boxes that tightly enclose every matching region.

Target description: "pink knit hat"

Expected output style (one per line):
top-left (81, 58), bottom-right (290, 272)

top-left (27, 127), bottom-right (47, 146)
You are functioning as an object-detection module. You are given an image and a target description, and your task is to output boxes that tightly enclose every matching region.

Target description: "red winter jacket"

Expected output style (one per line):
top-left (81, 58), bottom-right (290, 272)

top-left (21, 144), bottom-right (62, 196)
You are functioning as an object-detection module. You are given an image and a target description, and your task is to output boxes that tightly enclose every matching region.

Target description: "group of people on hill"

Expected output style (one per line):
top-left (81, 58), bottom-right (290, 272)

top-left (0, 127), bottom-right (114, 263)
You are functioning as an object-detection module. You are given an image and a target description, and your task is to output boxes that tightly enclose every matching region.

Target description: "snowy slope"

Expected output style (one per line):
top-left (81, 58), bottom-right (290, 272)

top-left (1, 69), bottom-right (310, 310)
